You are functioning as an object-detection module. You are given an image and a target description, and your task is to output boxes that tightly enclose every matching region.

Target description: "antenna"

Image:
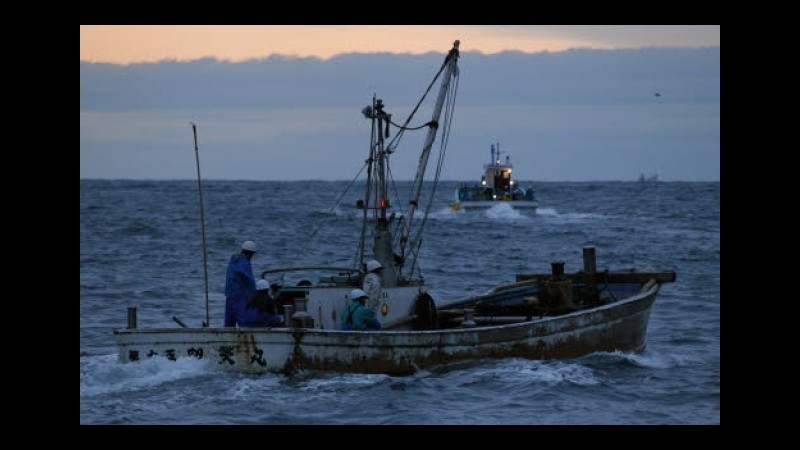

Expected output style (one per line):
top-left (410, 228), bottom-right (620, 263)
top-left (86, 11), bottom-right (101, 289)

top-left (191, 122), bottom-right (211, 327)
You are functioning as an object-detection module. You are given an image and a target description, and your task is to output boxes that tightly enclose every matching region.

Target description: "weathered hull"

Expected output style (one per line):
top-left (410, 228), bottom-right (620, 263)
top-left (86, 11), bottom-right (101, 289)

top-left (114, 283), bottom-right (659, 376)
top-left (452, 200), bottom-right (539, 210)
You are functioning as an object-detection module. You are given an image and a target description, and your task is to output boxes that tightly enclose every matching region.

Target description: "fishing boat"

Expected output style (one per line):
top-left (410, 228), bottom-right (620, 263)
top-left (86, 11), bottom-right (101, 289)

top-left (113, 41), bottom-right (676, 376)
top-left (451, 143), bottom-right (538, 211)
top-left (638, 171), bottom-right (660, 184)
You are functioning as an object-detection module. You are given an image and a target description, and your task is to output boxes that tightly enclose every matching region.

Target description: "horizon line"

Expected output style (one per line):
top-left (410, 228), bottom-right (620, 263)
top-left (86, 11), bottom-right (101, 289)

top-left (79, 44), bottom-right (721, 66)
top-left (79, 178), bottom-right (720, 183)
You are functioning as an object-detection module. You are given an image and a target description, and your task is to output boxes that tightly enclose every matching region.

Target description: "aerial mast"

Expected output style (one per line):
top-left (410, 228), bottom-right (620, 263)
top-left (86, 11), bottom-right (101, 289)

top-left (370, 97), bottom-right (399, 286)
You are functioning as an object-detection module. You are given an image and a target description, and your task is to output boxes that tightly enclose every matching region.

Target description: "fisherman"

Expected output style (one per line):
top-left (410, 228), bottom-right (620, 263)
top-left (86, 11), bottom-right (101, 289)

top-left (341, 289), bottom-right (381, 331)
top-left (240, 279), bottom-right (283, 327)
top-left (362, 259), bottom-right (383, 312)
top-left (224, 240), bottom-right (258, 327)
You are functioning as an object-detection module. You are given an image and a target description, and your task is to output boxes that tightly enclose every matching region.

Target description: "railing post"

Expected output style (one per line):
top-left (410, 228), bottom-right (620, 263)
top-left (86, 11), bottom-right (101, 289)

top-left (291, 297), bottom-right (314, 328)
top-left (283, 305), bottom-right (294, 327)
top-left (127, 307), bottom-right (137, 329)
top-left (461, 309), bottom-right (476, 328)
top-left (583, 246), bottom-right (597, 276)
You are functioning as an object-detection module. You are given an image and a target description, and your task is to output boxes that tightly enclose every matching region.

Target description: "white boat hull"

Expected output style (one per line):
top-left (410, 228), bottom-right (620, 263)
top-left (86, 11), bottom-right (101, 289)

top-left (114, 283), bottom-right (659, 376)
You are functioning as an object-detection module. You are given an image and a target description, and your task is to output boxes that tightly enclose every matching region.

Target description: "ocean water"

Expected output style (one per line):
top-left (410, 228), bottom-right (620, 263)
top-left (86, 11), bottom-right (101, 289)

top-left (80, 179), bottom-right (720, 424)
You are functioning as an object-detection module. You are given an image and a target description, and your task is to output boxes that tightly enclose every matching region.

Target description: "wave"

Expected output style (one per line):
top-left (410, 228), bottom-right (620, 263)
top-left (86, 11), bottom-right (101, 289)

top-left (80, 354), bottom-right (212, 397)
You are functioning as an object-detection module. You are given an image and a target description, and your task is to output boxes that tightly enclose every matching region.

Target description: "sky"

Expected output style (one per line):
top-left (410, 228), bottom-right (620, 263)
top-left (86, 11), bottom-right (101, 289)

top-left (80, 25), bottom-right (720, 181)
top-left (80, 25), bottom-right (720, 64)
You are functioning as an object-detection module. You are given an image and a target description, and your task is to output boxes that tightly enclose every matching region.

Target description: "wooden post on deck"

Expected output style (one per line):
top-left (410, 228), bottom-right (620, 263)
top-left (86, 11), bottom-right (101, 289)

top-left (551, 261), bottom-right (566, 280)
top-left (283, 305), bottom-right (294, 328)
top-left (127, 307), bottom-right (137, 329)
top-left (292, 297), bottom-right (314, 328)
top-left (461, 309), bottom-right (476, 328)
top-left (581, 246), bottom-right (599, 305)
top-left (583, 246), bottom-right (597, 276)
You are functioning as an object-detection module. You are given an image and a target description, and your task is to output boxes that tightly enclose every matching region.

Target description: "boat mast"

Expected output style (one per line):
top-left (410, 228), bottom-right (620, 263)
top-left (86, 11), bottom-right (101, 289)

top-left (357, 96), bottom-right (377, 269)
top-left (399, 40), bottom-right (460, 263)
top-left (190, 122), bottom-right (210, 327)
top-left (370, 97), bottom-right (399, 286)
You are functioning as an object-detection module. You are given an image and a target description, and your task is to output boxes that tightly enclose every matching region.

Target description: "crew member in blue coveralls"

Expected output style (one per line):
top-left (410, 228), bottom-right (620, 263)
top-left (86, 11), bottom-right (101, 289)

top-left (240, 279), bottom-right (284, 327)
top-left (340, 289), bottom-right (381, 331)
top-left (224, 240), bottom-right (257, 327)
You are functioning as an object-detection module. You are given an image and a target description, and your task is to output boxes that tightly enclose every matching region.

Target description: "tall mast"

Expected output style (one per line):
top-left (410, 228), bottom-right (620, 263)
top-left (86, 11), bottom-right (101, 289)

top-left (399, 40), bottom-right (460, 260)
top-left (370, 97), bottom-right (398, 286)
top-left (360, 95), bottom-right (398, 285)
top-left (358, 40), bottom-right (460, 287)
top-left (357, 96), bottom-right (377, 268)
top-left (190, 122), bottom-right (210, 327)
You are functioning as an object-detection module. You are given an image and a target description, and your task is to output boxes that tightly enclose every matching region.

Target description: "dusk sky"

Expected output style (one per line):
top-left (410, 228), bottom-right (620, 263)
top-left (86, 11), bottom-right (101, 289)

top-left (80, 25), bottom-right (720, 181)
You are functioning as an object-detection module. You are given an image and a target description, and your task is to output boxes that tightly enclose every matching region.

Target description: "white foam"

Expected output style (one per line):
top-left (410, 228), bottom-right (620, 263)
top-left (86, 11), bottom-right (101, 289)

top-left (426, 358), bottom-right (601, 387)
top-left (536, 207), bottom-right (559, 216)
top-left (229, 374), bottom-right (284, 399)
top-left (297, 372), bottom-right (392, 391)
top-left (593, 349), bottom-right (704, 369)
top-left (428, 206), bottom-right (463, 219)
top-left (512, 360), bottom-right (601, 385)
top-left (536, 207), bottom-right (606, 223)
top-left (80, 353), bottom-right (212, 397)
top-left (484, 203), bottom-right (527, 219)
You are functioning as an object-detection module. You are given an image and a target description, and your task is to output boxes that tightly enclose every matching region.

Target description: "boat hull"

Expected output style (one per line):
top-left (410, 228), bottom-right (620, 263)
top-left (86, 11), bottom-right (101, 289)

top-left (114, 283), bottom-right (658, 376)
top-left (452, 200), bottom-right (539, 210)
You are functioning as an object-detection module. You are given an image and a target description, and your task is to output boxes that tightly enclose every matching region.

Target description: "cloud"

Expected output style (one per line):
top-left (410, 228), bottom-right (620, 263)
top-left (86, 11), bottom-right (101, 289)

top-left (80, 47), bottom-right (720, 181)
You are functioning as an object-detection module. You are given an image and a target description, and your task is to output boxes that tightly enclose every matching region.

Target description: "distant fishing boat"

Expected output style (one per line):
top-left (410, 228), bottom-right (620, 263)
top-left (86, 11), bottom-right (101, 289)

top-left (451, 143), bottom-right (538, 211)
top-left (113, 41), bottom-right (675, 376)
top-left (638, 171), bottom-right (660, 184)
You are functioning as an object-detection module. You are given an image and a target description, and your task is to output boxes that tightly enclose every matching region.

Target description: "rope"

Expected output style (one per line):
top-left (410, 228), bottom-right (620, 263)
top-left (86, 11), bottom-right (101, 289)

top-left (407, 70), bottom-right (459, 279)
top-left (384, 56), bottom-right (450, 153)
top-left (388, 119), bottom-right (436, 131)
top-left (294, 162), bottom-right (368, 262)
top-left (295, 49), bottom-right (457, 275)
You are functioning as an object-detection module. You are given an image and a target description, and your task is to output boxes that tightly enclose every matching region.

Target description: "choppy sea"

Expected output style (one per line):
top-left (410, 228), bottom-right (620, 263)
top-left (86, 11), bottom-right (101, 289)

top-left (80, 179), bottom-right (719, 424)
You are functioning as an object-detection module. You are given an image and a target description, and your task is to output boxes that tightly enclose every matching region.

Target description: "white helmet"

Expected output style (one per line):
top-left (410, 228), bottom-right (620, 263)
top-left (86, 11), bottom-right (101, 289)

top-left (242, 240), bottom-right (257, 252)
top-left (350, 288), bottom-right (368, 300)
top-left (256, 279), bottom-right (270, 291)
top-left (366, 259), bottom-right (383, 272)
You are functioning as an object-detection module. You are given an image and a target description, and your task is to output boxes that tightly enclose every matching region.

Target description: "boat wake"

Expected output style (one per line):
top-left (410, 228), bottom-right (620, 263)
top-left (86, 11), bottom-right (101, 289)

top-left (80, 353), bottom-right (211, 397)
top-left (581, 349), bottom-right (704, 370)
top-left (421, 358), bottom-right (601, 386)
top-left (537, 207), bottom-right (607, 222)
top-left (228, 374), bottom-right (285, 399)
top-left (428, 207), bottom-right (464, 219)
top-left (484, 203), bottom-right (528, 219)
top-left (428, 204), bottom-right (531, 220)
top-left (287, 372), bottom-right (393, 391)
top-left (498, 360), bottom-right (601, 386)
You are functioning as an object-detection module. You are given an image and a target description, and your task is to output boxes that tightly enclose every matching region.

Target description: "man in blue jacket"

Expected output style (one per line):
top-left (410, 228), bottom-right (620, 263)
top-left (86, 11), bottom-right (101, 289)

top-left (240, 279), bottom-right (284, 327)
top-left (224, 240), bottom-right (257, 327)
top-left (341, 289), bottom-right (381, 331)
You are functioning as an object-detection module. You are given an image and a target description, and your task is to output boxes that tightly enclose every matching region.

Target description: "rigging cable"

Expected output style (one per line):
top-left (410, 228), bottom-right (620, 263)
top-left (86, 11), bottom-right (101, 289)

top-left (294, 162), bottom-right (368, 262)
top-left (384, 52), bottom-right (451, 156)
top-left (388, 119), bottom-right (436, 131)
top-left (297, 51), bottom-right (453, 271)
top-left (379, 57), bottom-right (454, 263)
top-left (407, 71), bottom-right (460, 279)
